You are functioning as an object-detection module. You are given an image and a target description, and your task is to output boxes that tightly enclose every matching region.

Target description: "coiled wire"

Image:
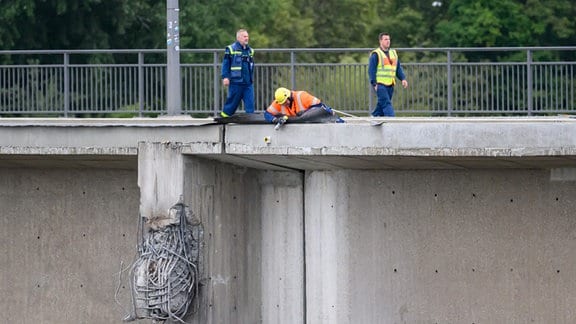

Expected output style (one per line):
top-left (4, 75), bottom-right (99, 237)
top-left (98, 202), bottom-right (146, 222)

top-left (125, 203), bottom-right (200, 323)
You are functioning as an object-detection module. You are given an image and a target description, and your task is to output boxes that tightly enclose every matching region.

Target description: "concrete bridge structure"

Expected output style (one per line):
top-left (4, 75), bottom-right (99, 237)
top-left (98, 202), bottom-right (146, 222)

top-left (1, 116), bottom-right (576, 323)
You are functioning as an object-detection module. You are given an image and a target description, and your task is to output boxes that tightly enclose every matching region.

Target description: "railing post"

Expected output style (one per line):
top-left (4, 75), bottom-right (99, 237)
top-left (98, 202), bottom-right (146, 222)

top-left (166, 0), bottom-right (181, 115)
top-left (214, 51), bottom-right (220, 117)
top-left (138, 52), bottom-right (144, 117)
top-left (526, 49), bottom-right (533, 115)
top-left (368, 84), bottom-right (374, 115)
top-left (447, 50), bottom-right (453, 116)
top-left (290, 51), bottom-right (296, 89)
top-left (64, 52), bottom-right (70, 117)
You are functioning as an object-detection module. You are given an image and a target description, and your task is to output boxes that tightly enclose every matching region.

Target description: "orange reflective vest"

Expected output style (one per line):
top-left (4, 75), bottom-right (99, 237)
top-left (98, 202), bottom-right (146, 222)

top-left (266, 91), bottom-right (321, 117)
top-left (371, 48), bottom-right (398, 86)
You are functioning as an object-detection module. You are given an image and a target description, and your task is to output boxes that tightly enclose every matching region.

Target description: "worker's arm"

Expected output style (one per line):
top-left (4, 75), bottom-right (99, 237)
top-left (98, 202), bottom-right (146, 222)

top-left (264, 111), bottom-right (284, 123)
top-left (221, 47), bottom-right (232, 84)
top-left (396, 59), bottom-right (408, 88)
top-left (368, 53), bottom-right (378, 87)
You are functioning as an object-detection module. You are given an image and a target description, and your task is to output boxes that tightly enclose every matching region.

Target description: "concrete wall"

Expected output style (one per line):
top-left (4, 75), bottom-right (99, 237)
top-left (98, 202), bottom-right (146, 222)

top-left (0, 166), bottom-right (139, 323)
top-left (183, 157), bottom-right (267, 324)
top-left (181, 156), bottom-right (305, 324)
top-left (177, 159), bottom-right (576, 323)
top-left (3, 158), bottom-right (575, 324)
top-left (2, 118), bottom-right (576, 324)
top-left (305, 169), bottom-right (576, 323)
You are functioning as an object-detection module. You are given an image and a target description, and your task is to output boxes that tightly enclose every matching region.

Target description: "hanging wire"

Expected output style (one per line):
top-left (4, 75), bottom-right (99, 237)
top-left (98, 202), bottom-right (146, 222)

top-left (124, 203), bottom-right (201, 323)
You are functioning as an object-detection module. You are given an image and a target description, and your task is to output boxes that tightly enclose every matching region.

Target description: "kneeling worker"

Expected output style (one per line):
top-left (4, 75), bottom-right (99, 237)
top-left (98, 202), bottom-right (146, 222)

top-left (265, 87), bottom-right (344, 126)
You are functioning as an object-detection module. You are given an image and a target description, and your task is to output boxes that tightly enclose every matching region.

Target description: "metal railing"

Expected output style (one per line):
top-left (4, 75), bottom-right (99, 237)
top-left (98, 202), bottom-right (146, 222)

top-left (0, 47), bottom-right (574, 117)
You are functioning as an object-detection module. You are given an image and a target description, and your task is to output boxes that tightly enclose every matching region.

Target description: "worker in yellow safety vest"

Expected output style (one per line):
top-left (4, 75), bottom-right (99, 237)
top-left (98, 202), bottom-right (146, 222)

top-left (368, 32), bottom-right (408, 116)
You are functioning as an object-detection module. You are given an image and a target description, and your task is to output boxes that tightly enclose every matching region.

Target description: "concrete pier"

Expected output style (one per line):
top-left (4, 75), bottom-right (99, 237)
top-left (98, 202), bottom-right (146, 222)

top-left (1, 116), bottom-right (575, 323)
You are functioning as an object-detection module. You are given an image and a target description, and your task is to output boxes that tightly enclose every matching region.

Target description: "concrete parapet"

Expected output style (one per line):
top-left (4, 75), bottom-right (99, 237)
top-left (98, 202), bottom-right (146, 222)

top-left (218, 117), bottom-right (576, 170)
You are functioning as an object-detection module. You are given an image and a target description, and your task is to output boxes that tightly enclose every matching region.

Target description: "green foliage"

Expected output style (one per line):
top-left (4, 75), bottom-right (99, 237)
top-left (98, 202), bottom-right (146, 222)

top-left (1, 0), bottom-right (574, 52)
top-left (1, 0), bottom-right (574, 118)
top-left (306, 0), bottom-right (374, 48)
top-left (179, 0), bottom-right (315, 49)
top-left (0, 0), bottom-right (164, 50)
top-left (436, 0), bottom-right (532, 47)
top-left (434, 0), bottom-right (576, 54)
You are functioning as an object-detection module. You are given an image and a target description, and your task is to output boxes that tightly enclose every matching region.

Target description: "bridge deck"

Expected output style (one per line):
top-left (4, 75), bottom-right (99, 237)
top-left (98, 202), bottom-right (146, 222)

top-left (1, 116), bottom-right (575, 170)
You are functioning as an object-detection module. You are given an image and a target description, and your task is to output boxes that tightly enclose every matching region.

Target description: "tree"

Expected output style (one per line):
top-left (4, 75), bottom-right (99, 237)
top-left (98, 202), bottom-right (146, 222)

top-left (0, 0), bottom-right (164, 50)
top-left (180, 0), bottom-right (315, 50)
top-left (522, 0), bottom-right (576, 47)
top-left (306, 0), bottom-right (374, 49)
top-left (0, 0), bottom-right (573, 56)
top-left (435, 0), bottom-right (532, 48)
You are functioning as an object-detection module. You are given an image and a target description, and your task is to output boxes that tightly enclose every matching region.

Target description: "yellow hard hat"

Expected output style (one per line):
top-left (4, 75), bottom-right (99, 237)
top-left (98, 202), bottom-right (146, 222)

top-left (274, 87), bottom-right (291, 104)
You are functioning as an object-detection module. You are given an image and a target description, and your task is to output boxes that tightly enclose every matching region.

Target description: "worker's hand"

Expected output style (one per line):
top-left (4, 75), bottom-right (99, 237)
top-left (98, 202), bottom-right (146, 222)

top-left (222, 78), bottom-right (230, 87)
top-left (401, 80), bottom-right (408, 89)
top-left (273, 116), bottom-right (288, 124)
top-left (273, 116), bottom-right (289, 130)
top-left (296, 111), bottom-right (304, 117)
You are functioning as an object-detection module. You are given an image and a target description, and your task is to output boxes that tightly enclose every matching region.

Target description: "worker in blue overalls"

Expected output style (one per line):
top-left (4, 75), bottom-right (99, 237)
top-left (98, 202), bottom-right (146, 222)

top-left (220, 29), bottom-right (255, 117)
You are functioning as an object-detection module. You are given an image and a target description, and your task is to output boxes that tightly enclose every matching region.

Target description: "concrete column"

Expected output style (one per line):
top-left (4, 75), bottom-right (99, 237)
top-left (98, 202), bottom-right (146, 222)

top-left (304, 170), bottom-right (350, 323)
top-left (259, 171), bottom-right (305, 323)
top-left (138, 142), bottom-right (184, 219)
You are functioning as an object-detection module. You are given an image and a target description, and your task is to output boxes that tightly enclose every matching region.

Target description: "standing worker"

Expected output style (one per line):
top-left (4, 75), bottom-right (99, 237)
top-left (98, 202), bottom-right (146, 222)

top-left (220, 29), bottom-right (255, 117)
top-left (368, 32), bottom-right (408, 117)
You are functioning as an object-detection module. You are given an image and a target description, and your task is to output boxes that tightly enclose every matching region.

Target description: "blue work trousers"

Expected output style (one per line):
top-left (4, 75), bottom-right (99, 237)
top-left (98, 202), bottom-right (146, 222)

top-left (222, 83), bottom-right (254, 116)
top-left (372, 84), bottom-right (395, 117)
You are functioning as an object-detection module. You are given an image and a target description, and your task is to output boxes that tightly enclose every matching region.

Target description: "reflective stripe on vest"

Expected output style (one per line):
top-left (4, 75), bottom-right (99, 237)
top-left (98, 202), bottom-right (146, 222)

top-left (227, 45), bottom-right (254, 76)
top-left (294, 91), bottom-right (320, 113)
top-left (227, 45), bottom-right (255, 57)
top-left (266, 91), bottom-right (321, 117)
top-left (371, 48), bottom-right (398, 86)
top-left (267, 102), bottom-right (281, 115)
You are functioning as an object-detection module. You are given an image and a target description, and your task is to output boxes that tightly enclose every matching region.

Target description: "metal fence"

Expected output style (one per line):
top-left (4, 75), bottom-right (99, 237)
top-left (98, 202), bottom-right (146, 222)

top-left (0, 47), bottom-right (574, 117)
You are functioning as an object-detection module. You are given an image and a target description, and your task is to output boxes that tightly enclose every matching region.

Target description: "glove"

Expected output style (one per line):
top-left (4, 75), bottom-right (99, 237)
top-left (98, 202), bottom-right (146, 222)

top-left (273, 116), bottom-right (288, 125)
top-left (320, 103), bottom-right (334, 114)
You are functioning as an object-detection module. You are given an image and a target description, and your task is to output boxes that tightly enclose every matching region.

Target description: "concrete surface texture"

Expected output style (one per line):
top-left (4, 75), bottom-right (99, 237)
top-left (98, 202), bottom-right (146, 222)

top-left (1, 117), bottom-right (576, 323)
top-left (0, 167), bottom-right (139, 323)
top-left (304, 169), bottom-right (576, 323)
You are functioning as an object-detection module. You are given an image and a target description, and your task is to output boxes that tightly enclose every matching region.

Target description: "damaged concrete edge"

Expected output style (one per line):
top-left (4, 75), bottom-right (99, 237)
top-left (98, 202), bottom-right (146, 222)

top-left (0, 146), bottom-right (138, 155)
top-left (0, 116), bottom-right (217, 127)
